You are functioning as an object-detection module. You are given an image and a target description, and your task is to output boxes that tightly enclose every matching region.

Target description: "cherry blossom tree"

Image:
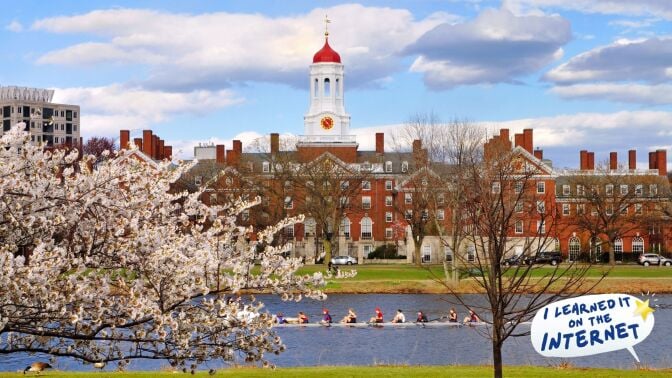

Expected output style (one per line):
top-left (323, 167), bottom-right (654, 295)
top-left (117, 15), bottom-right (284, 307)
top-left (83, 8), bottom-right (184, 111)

top-left (0, 124), bottom-right (325, 369)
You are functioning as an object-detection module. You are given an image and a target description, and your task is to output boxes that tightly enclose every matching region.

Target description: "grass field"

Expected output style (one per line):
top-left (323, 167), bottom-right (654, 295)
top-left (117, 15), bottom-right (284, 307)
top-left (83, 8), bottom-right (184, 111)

top-left (3, 365), bottom-right (672, 378)
top-left (294, 264), bottom-right (672, 294)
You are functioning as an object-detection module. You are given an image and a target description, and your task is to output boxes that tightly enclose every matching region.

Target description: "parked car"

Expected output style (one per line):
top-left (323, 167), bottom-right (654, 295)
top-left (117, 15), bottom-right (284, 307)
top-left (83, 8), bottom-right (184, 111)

top-left (330, 255), bottom-right (358, 265)
top-left (502, 255), bottom-right (523, 266)
top-left (524, 252), bottom-right (563, 266)
top-left (638, 253), bottom-right (672, 267)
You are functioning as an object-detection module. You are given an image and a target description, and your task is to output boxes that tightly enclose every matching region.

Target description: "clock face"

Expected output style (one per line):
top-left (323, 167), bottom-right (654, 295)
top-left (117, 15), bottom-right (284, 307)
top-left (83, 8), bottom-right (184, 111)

top-left (320, 116), bottom-right (334, 130)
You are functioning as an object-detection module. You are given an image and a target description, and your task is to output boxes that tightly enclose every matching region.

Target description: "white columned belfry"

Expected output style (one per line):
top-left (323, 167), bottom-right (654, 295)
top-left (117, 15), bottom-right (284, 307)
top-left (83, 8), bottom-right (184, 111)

top-left (301, 18), bottom-right (355, 146)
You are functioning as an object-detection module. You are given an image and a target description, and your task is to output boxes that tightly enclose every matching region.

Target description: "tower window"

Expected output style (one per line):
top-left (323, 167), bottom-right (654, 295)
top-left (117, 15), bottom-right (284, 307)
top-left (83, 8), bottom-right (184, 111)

top-left (324, 78), bottom-right (330, 96)
top-left (335, 78), bottom-right (340, 97)
top-left (314, 78), bottom-right (318, 97)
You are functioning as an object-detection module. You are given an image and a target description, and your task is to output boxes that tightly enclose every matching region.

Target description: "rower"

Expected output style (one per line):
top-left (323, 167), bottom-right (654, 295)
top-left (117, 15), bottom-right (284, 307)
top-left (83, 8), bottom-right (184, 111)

top-left (416, 311), bottom-right (428, 323)
top-left (448, 308), bottom-right (458, 323)
top-left (298, 311), bottom-right (309, 324)
top-left (369, 307), bottom-right (384, 323)
top-left (391, 309), bottom-right (406, 323)
top-left (320, 309), bottom-right (333, 324)
top-left (463, 309), bottom-right (481, 324)
top-left (340, 308), bottom-right (357, 323)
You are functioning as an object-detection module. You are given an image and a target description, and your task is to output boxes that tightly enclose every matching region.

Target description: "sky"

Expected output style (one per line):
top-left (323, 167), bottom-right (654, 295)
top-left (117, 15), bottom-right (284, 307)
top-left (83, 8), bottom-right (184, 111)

top-left (1, 0), bottom-right (671, 168)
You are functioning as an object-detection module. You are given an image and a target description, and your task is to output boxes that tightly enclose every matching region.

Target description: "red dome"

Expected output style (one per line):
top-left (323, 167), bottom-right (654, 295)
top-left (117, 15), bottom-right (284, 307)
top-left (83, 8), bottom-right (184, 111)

top-left (313, 38), bottom-right (341, 63)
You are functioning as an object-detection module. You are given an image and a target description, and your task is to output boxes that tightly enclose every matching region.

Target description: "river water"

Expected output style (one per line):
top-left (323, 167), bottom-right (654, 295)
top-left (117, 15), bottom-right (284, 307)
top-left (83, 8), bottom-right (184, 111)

top-left (1, 294), bottom-right (671, 371)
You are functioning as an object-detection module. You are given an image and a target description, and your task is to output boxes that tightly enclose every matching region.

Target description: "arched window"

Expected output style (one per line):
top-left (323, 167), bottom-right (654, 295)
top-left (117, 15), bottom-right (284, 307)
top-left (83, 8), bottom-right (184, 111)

top-left (314, 78), bottom-right (318, 97)
top-left (361, 217), bottom-right (372, 240)
top-left (341, 217), bottom-right (351, 239)
top-left (467, 245), bottom-right (476, 262)
top-left (335, 78), bottom-right (340, 97)
top-left (614, 238), bottom-right (623, 262)
top-left (324, 78), bottom-right (331, 96)
top-left (632, 237), bottom-right (644, 256)
top-left (422, 244), bottom-right (432, 263)
top-left (591, 237), bottom-right (602, 262)
top-left (569, 237), bottom-right (580, 262)
top-left (304, 217), bottom-right (316, 236)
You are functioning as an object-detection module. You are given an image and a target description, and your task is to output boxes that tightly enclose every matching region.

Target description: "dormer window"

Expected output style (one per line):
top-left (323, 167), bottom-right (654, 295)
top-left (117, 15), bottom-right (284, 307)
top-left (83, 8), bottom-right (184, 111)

top-left (361, 162), bottom-right (371, 171)
top-left (401, 161), bottom-right (409, 172)
top-left (385, 161), bottom-right (392, 172)
top-left (262, 162), bottom-right (270, 172)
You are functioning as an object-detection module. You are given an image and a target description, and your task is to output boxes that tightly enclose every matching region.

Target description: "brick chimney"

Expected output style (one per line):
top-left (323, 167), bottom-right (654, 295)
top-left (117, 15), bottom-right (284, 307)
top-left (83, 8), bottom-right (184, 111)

top-left (134, 138), bottom-right (143, 150)
top-left (153, 135), bottom-right (159, 159)
top-left (587, 152), bottom-right (595, 170)
top-left (580, 150), bottom-right (588, 170)
top-left (514, 133), bottom-right (524, 149)
top-left (163, 146), bottom-right (172, 160)
top-left (216, 144), bottom-right (225, 164)
top-left (270, 133), bottom-right (279, 155)
top-left (142, 130), bottom-right (153, 157)
top-left (500, 129), bottom-right (510, 146)
top-left (233, 140), bottom-right (242, 154)
top-left (629, 150), bottom-right (636, 170)
top-left (656, 149), bottom-right (667, 176)
top-left (609, 152), bottom-right (617, 170)
top-left (533, 149), bottom-right (543, 160)
top-left (412, 139), bottom-right (422, 153)
top-left (523, 129), bottom-right (533, 154)
top-left (649, 152), bottom-right (657, 170)
top-left (376, 132), bottom-right (384, 154)
top-left (157, 139), bottom-right (164, 160)
top-left (120, 130), bottom-right (130, 150)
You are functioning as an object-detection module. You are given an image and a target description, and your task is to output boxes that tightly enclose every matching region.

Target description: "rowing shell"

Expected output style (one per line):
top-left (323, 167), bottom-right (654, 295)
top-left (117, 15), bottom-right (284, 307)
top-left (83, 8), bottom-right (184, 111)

top-left (273, 322), bottom-right (487, 328)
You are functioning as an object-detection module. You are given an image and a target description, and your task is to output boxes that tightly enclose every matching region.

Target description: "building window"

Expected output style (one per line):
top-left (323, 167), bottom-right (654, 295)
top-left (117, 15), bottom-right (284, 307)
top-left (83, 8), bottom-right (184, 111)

top-left (577, 203), bottom-right (585, 215)
top-left (605, 184), bottom-right (613, 196)
top-left (314, 78), bottom-right (318, 96)
top-left (537, 220), bottom-right (545, 234)
top-left (577, 185), bottom-right (585, 196)
top-left (74, 111), bottom-right (78, 118)
top-left (405, 193), bottom-right (412, 204)
top-left (362, 180), bottom-right (371, 190)
top-left (444, 245), bottom-right (454, 263)
top-left (437, 193), bottom-right (444, 204)
top-left (421, 209), bottom-right (429, 221)
top-left (194, 176), bottom-right (202, 186)
top-left (515, 201), bottom-right (523, 213)
top-left (262, 162), bottom-right (270, 172)
top-left (614, 238), bottom-right (623, 261)
top-left (385, 212), bottom-right (393, 222)
top-left (362, 196), bottom-right (371, 209)
top-left (437, 209), bottom-right (445, 220)
top-left (361, 162), bottom-right (371, 171)
top-left (492, 181), bottom-right (501, 194)
top-left (361, 217), bottom-right (372, 239)
top-left (385, 228), bottom-right (393, 239)
top-left (284, 196), bottom-right (293, 209)
top-left (515, 220), bottom-right (523, 234)
top-left (385, 161), bottom-right (392, 172)
top-left (385, 196), bottom-right (393, 207)
top-left (284, 225), bottom-right (294, 238)
top-left (339, 196), bottom-right (349, 207)
top-left (635, 185), bottom-right (643, 196)
top-left (536, 200), bottom-right (545, 214)
top-left (620, 185), bottom-right (628, 195)
top-left (241, 210), bottom-right (250, 221)
top-left (340, 180), bottom-right (349, 190)
top-left (562, 203), bottom-right (570, 216)
top-left (401, 161), bottom-right (408, 172)
top-left (650, 184), bottom-right (658, 196)
top-left (569, 237), bottom-right (580, 262)
top-left (620, 204), bottom-right (628, 214)
top-left (635, 203), bottom-right (643, 215)
top-left (335, 78), bottom-right (340, 96)
top-left (385, 180), bottom-right (393, 190)
top-left (562, 185), bottom-right (570, 196)
top-left (341, 218), bottom-right (351, 238)
top-left (467, 245), bottom-right (476, 262)
top-left (324, 78), bottom-right (331, 96)
top-left (537, 181), bottom-right (545, 194)
top-left (632, 237), bottom-right (644, 256)
top-left (514, 181), bottom-right (523, 194)
top-left (405, 209), bottom-right (412, 220)
top-left (422, 244), bottom-right (431, 263)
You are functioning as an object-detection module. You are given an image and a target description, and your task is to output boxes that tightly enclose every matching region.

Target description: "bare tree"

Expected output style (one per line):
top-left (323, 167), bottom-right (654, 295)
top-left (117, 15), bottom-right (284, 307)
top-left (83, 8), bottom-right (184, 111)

top-left (83, 136), bottom-right (117, 162)
top-left (565, 163), bottom-right (668, 265)
top-left (443, 141), bottom-right (602, 378)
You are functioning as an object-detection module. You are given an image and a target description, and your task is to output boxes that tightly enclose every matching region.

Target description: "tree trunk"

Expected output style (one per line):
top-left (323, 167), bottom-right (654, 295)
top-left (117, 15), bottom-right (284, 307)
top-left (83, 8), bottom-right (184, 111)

top-left (323, 239), bottom-right (332, 267)
top-left (492, 340), bottom-right (503, 378)
top-left (414, 242), bottom-right (422, 267)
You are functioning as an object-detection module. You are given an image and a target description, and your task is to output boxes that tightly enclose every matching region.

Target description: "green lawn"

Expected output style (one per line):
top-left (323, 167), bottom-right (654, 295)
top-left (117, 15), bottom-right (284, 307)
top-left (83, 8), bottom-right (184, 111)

top-left (3, 365), bottom-right (670, 377)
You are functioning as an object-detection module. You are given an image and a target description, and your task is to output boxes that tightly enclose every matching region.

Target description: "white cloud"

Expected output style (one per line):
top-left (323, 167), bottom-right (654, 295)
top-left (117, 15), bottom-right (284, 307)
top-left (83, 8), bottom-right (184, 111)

top-left (545, 38), bottom-right (672, 84)
top-left (32, 5), bottom-right (453, 90)
top-left (5, 20), bottom-right (23, 32)
top-left (52, 84), bottom-right (242, 137)
top-left (503, 0), bottom-right (672, 20)
top-left (550, 83), bottom-right (672, 105)
top-left (406, 8), bottom-right (571, 88)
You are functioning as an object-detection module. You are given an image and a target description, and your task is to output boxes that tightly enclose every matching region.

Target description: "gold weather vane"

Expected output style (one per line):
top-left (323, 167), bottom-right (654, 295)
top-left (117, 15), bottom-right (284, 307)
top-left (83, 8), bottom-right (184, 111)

top-left (324, 14), bottom-right (331, 37)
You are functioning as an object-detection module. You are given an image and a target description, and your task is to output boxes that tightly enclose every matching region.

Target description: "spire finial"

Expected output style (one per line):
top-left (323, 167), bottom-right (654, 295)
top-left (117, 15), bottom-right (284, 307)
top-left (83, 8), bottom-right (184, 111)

top-left (324, 14), bottom-right (331, 37)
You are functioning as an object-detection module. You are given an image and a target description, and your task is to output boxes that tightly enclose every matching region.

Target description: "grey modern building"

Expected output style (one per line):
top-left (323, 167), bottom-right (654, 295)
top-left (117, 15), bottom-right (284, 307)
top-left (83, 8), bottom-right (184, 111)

top-left (0, 85), bottom-right (81, 146)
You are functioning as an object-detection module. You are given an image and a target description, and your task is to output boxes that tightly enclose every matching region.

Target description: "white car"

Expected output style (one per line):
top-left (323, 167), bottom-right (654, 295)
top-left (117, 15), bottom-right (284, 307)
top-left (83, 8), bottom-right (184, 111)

top-left (330, 255), bottom-right (357, 265)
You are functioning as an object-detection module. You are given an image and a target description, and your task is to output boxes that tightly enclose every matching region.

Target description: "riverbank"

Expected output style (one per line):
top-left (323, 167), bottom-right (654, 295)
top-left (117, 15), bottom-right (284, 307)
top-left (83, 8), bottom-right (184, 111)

top-left (297, 264), bottom-right (672, 294)
top-left (2, 365), bottom-right (671, 377)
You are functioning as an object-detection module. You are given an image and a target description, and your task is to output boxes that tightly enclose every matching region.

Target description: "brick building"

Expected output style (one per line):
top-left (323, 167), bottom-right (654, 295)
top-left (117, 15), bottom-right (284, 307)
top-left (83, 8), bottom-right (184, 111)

top-left (178, 32), bottom-right (672, 264)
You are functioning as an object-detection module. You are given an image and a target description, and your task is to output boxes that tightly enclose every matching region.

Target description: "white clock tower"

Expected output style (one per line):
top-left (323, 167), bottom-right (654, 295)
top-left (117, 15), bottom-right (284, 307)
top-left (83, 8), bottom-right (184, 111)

top-left (300, 21), bottom-right (355, 147)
